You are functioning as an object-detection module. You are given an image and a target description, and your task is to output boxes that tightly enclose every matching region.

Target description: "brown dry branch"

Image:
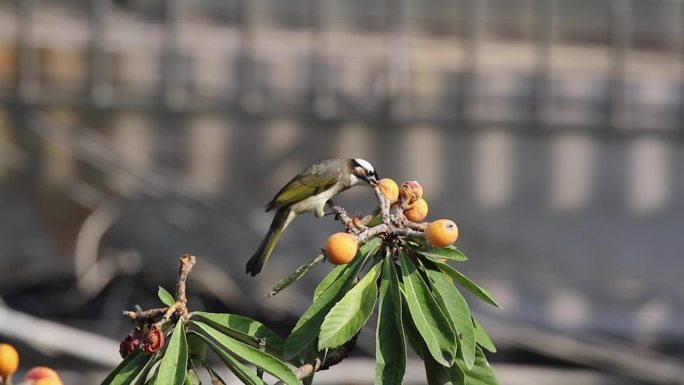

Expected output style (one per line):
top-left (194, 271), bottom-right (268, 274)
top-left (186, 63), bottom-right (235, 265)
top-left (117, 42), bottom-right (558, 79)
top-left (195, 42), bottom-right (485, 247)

top-left (331, 185), bottom-right (427, 243)
top-left (122, 254), bottom-right (196, 328)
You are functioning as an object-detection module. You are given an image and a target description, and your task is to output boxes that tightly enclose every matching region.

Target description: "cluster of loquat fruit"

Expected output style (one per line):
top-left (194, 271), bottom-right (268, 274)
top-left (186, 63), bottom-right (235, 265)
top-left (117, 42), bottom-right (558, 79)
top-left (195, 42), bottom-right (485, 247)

top-left (324, 178), bottom-right (460, 264)
top-left (0, 343), bottom-right (64, 385)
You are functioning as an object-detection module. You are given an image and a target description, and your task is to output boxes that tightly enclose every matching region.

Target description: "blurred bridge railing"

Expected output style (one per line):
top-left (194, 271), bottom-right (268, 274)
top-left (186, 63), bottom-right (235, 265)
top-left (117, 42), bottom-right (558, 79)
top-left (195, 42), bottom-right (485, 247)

top-left (0, 0), bottom-right (682, 132)
top-left (1, 2), bottom-right (684, 383)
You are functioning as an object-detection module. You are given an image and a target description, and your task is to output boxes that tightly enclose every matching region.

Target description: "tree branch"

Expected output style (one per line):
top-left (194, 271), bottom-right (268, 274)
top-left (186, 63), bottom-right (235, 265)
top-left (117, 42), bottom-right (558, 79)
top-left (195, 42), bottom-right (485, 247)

top-left (122, 254), bottom-right (196, 327)
top-left (331, 185), bottom-right (427, 243)
top-left (274, 335), bottom-right (358, 384)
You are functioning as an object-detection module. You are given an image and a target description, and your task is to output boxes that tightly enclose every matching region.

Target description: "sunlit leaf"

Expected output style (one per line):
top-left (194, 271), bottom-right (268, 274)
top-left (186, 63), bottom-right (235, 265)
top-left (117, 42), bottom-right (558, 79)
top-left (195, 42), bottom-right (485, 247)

top-left (268, 253), bottom-right (325, 297)
top-left (461, 348), bottom-right (499, 385)
top-left (152, 321), bottom-right (188, 385)
top-left (318, 261), bottom-right (382, 349)
top-left (419, 246), bottom-right (467, 262)
top-left (437, 263), bottom-right (501, 308)
top-left (194, 321), bottom-right (299, 385)
top-left (184, 368), bottom-right (201, 385)
top-left (158, 286), bottom-right (175, 307)
top-left (403, 307), bottom-right (465, 385)
top-left (473, 318), bottom-right (497, 353)
top-left (424, 349), bottom-right (465, 385)
top-left (193, 312), bottom-right (285, 355)
top-left (424, 266), bottom-right (477, 369)
top-left (399, 253), bottom-right (456, 366)
top-left (198, 333), bottom-right (267, 385)
top-left (375, 257), bottom-right (406, 385)
top-left (313, 237), bottom-right (381, 301)
top-left (284, 244), bottom-right (374, 359)
top-left (100, 349), bottom-right (151, 385)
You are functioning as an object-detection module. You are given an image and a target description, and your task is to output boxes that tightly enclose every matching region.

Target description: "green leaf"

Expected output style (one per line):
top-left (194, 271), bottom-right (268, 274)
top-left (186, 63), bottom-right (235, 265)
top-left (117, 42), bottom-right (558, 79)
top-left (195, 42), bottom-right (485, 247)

top-left (268, 253), bottom-right (325, 297)
top-left (402, 236), bottom-right (428, 249)
top-left (437, 263), bottom-right (501, 308)
top-left (399, 253), bottom-right (457, 366)
top-left (198, 333), bottom-right (267, 385)
top-left (419, 246), bottom-right (468, 262)
top-left (461, 348), bottom-right (499, 385)
top-left (400, 296), bottom-right (425, 359)
top-left (375, 257), bottom-right (406, 385)
top-left (284, 245), bottom-right (373, 359)
top-left (404, 305), bottom-right (465, 385)
top-left (153, 321), bottom-right (188, 385)
top-left (424, 350), bottom-right (465, 385)
top-left (313, 237), bottom-right (381, 301)
top-left (194, 321), bottom-right (299, 385)
top-left (365, 214), bottom-right (383, 227)
top-left (132, 353), bottom-right (160, 385)
top-left (424, 266), bottom-right (477, 369)
top-left (193, 312), bottom-right (285, 355)
top-left (100, 349), bottom-right (151, 385)
top-left (318, 261), bottom-right (381, 349)
top-left (158, 286), bottom-right (176, 307)
top-left (184, 368), bottom-right (201, 385)
top-left (312, 264), bottom-right (345, 302)
top-left (187, 332), bottom-right (207, 366)
top-left (473, 318), bottom-right (497, 353)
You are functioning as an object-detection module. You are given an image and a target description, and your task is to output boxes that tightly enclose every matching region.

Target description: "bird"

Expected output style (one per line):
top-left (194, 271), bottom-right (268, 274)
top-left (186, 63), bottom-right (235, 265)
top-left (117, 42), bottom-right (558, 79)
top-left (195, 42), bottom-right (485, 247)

top-left (246, 158), bottom-right (379, 276)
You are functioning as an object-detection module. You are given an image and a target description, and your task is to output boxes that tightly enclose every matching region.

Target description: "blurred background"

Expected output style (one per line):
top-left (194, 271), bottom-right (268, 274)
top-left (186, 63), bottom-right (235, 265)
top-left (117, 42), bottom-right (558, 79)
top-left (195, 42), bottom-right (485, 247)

top-left (0, 0), bottom-right (683, 384)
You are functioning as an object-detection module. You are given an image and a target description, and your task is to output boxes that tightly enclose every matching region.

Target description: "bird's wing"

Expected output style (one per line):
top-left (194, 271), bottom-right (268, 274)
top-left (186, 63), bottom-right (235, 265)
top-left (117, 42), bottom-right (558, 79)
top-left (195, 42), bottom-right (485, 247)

top-left (266, 166), bottom-right (342, 211)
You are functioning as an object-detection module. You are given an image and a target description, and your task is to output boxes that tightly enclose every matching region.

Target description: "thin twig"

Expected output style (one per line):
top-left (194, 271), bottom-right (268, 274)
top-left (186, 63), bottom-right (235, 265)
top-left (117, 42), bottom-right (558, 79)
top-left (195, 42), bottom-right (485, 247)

top-left (332, 185), bottom-right (426, 243)
top-left (373, 185), bottom-right (392, 225)
top-left (274, 335), bottom-right (358, 384)
top-left (328, 204), bottom-right (361, 233)
top-left (122, 307), bottom-right (166, 322)
top-left (356, 224), bottom-right (423, 243)
top-left (175, 254), bottom-right (196, 317)
top-left (122, 255), bottom-right (196, 327)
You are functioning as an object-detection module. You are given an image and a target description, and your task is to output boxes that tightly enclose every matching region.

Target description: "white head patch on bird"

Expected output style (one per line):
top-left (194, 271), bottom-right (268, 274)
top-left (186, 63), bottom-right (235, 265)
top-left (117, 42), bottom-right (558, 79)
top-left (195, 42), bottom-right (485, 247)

top-left (351, 158), bottom-right (379, 186)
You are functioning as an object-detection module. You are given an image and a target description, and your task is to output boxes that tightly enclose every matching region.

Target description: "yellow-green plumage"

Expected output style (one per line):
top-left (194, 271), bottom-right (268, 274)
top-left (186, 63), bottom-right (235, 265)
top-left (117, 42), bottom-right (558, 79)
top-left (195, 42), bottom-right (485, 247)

top-left (246, 158), bottom-right (378, 276)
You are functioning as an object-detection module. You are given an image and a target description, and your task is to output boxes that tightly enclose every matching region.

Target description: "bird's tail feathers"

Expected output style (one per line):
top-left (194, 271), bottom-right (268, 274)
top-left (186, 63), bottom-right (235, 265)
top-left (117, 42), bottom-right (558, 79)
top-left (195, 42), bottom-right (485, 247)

top-left (246, 210), bottom-right (290, 276)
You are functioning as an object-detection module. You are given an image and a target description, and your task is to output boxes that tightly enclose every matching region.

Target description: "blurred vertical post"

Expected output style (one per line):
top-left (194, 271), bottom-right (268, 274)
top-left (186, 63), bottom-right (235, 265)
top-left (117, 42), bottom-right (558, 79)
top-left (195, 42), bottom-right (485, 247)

top-left (162, 0), bottom-right (187, 109)
top-left (608, 0), bottom-right (631, 130)
top-left (17, 0), bottom-right (38, 102)
top-left (532, 0), bottom-right (557, 128)
top-left (672, 0), bottom-right (684, 128)
top-left (385, 0), bottom-right (410, 120)
top-left (309, 0), bottom-right (336, 118)
top-left (236, 0), bottom-right (261, 112)
top-left (90, 0), bottom-right (112, 107)
top-left (462, 0), bottom-right (484, 123)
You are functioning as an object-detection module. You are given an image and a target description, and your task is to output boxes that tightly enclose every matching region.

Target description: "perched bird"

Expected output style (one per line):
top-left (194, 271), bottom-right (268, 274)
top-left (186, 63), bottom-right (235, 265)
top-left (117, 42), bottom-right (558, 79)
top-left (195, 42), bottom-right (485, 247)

top-left (246, 158), bottom-right (379, 276)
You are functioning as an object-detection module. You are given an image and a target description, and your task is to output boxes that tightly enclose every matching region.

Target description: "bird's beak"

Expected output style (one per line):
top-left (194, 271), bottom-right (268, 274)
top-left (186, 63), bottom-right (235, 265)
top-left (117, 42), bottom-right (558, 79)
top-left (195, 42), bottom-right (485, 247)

top-left (368, 174), bottom-right (379, 187)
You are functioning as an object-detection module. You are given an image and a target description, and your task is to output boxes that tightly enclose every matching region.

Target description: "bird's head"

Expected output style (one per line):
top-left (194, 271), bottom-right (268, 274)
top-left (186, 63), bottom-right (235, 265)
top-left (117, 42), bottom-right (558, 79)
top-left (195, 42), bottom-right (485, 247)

top-left (350, 158), bottom-right (379, 186)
